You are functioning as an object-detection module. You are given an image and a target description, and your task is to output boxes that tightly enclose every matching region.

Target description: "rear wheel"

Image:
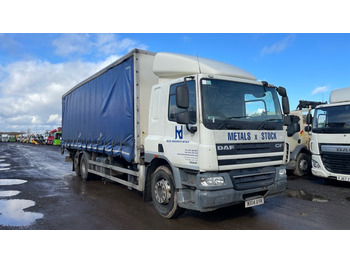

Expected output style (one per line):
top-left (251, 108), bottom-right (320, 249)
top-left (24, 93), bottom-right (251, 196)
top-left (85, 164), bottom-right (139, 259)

top-left (80, 152), bottom-right (92, 181)
top-left (73, 152), bottom-right (81, 176)
top-left (151, 166), bottom-right (185, 218)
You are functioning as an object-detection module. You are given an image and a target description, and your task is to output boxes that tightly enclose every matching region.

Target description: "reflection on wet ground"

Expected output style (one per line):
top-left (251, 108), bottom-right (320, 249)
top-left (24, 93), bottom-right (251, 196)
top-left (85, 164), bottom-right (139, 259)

top-left (0, 163), bottom-right (11, 171)
top-left (0, 190), bottom-right (20, 197)
top-left (0, 178), bottom-right (43, 227)
top-left (287, 190), bottom-right (328, 203)
top-left (0, 199), bottom-right (44, 227)
top-left (0, 179), bottom-right (27, 186)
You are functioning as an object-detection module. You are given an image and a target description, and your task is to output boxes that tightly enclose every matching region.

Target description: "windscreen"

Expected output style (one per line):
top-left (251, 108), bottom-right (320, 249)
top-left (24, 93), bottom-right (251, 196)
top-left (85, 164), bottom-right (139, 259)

top-left (201, 79), bottom-right (283, 130)
top-left (313, 105), bottom-right (350, 133)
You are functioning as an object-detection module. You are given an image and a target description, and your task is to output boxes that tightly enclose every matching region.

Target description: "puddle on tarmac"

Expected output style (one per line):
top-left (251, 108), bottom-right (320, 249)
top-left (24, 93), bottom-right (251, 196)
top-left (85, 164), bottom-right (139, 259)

top-left (0, 163), bottom-right (11, 171)
top-left (0, 199), bottom-right (43, 227)
top-left (0, 190), bottom-right (20, 197)
top-left (288, 190), bottom-right (328, 203)
top-left (0, 179), bottom-right (27, 186)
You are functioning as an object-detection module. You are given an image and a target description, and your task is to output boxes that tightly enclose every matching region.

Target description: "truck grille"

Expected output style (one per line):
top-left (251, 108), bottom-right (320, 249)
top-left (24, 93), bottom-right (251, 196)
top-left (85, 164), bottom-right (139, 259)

top-left (229, 167), bottom-right (276, 190)
top-left (320, 144), bottom-right (350, 175)
top-left (321, 154), bottom-right (350, 175)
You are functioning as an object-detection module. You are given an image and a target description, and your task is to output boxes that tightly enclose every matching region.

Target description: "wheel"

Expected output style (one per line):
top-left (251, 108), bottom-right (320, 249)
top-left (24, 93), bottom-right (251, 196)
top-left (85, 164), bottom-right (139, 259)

top-left (80, 152), bottom-right (92, 181)
top-left (73, 152), bottom-right (81, 176)
top-left (294, 152), bottom-right (311, 176)
top-left (151, 166), bottom-right (185, 218)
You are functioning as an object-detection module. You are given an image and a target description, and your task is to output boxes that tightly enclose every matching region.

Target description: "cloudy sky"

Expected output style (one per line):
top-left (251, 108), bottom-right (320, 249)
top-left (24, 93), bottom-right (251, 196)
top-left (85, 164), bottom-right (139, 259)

top-left (1, 33), bottom-right (350, 132)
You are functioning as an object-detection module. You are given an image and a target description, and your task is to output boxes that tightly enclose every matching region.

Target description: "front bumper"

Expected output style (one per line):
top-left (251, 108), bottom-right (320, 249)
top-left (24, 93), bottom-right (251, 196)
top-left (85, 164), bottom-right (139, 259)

top-left (176, 166), bottom-right (287, 212)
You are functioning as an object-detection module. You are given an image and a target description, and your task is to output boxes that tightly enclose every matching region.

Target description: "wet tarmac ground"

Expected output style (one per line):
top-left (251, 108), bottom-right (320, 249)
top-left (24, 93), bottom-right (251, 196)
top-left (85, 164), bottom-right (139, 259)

top-left (1, 142), bottom-right (350, 229)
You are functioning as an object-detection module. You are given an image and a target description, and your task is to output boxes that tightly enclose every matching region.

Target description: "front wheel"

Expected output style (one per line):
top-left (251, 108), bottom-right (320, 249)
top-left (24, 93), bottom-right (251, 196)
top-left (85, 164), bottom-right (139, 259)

top-left (151, 166), bottom-right (185, 218)
top-left (294, 152), bottom-right (311, 176)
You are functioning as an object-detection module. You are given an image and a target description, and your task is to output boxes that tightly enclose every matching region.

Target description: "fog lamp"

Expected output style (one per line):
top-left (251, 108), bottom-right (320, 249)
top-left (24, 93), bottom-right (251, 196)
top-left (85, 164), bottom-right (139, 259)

top-left (200, 176), bottom-right (225, 186)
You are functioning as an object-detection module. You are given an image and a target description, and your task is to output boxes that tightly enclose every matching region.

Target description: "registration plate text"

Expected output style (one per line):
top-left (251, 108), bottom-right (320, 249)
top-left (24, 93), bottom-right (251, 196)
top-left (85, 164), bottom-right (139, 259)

top-left (245, 198), bottom-right (264, 208)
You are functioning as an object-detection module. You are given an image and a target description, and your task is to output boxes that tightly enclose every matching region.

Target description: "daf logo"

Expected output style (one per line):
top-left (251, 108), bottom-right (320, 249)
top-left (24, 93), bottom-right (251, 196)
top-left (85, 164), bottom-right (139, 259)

top-left (337, 147), bottom-right (350, 153)
top-left (275, 143), bottom-right (283, 148)
top-left (217, 145), bottom-right (235, 151)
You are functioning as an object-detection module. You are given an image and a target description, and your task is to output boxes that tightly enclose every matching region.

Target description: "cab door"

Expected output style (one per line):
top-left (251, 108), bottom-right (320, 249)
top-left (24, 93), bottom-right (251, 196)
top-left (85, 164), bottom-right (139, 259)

top-left (163, 80), bottom-right (200, 169)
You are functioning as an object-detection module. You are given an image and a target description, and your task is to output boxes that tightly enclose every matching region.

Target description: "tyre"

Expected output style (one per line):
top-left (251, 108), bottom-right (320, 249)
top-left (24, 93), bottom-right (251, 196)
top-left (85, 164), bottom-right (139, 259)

top-left (294, 152), bottom-right (311, 176)
top-left (80, 152), bottom-right (92, 181)
top-left (151, 166), bottom-right (185, 218)
top-left (73, 152), bottom-right (81, 176)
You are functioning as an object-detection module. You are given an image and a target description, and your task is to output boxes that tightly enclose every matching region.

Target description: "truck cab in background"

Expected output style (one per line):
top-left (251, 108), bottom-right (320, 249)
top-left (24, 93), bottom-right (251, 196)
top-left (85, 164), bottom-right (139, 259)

top-left (1, 134), bottom-right (9, 142)
top-left (286, 100), bottom-right (326, 176)
top-left (307, 87), bottom-right (350, 181)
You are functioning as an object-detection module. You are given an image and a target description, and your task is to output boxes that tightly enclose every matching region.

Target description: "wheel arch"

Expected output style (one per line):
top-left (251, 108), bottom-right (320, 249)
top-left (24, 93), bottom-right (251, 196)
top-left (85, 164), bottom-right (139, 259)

top-left (290, 145), bottom-right (310, 161)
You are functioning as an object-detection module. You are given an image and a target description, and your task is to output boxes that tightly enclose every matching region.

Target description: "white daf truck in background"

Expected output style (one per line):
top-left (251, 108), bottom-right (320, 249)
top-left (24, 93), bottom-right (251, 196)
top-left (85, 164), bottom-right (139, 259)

top-left (61, 49), bottom-right (291, 218)
top-left (307, 87), bottom-right (350, 181)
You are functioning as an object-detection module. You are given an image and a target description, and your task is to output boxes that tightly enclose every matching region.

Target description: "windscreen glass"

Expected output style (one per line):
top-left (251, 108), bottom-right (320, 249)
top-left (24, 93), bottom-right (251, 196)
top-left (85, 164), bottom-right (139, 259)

top-left (313, 105), bottom-right (350, 133)
top-left (201, 79), bottom-right (283, 130)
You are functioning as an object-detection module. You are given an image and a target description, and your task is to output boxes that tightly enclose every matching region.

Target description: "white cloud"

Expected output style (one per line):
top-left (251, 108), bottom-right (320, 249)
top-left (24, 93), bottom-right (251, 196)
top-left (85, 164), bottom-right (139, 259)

top-left (52, 34), bottom-right (147, 57)
top-left (312, 85), bottom-right (329, 95)
top-left (52, 34), bottom-right (92, 56)
top-left (47, 114), bottom-right (61, 124)
top-left (261, 34), bottom-right (296, 56)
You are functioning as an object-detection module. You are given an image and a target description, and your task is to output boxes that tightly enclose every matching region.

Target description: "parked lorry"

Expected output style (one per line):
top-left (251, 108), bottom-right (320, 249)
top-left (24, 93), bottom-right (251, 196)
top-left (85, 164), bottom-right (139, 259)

top-left (307, 87), bottom-right (350, 181)
top-left (61, 49), bottom-right (290, 218)
top-left (1, 134), bottom-right (9, 142)
top-left (47, 129), bottom-right (56, 145)
top-left (286, 100), bottom-right (326, 176)
top-left (53, 129), bottom-right (62, 146)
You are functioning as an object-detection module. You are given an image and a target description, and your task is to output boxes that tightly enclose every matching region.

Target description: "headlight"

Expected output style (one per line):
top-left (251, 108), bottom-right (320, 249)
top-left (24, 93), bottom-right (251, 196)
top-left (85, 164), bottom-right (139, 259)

top-left (200, 176), bottom-right (225, 186)
top-left (312, 160), bottom-right (321, 169)
top-left (279, 168), bottom-right (286, 176)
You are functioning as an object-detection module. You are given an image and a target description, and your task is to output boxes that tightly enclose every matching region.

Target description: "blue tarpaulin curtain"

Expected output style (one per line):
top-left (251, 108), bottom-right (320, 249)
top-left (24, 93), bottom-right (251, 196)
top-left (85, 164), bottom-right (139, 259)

top-left (62, 57), bottom-right (135, 162)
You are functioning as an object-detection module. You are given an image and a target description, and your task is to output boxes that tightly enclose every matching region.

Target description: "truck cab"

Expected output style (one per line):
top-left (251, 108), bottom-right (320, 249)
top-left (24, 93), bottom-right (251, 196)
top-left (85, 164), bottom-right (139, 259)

top-left (144, 53), bottom-right (290, 216)
top-left (286, 100), bottom-right (326, 176)
top-left (308, 88), bottom-right (350, 181)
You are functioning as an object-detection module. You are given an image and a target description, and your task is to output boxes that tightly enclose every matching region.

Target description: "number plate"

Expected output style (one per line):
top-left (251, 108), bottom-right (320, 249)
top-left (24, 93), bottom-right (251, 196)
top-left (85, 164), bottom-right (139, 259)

top-left (245, 197), bottom-right (264, 208)
top-left (337, 176), bottom-right (350, 182)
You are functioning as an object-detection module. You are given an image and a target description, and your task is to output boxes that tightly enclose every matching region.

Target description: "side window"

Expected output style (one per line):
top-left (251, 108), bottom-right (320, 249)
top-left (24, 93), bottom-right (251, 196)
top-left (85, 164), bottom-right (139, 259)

top-left (168, 80), bottom-right (196, 124)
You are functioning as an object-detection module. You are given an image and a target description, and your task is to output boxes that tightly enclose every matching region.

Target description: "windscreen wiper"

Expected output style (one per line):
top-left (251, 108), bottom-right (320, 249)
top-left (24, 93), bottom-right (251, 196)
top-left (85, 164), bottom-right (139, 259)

top-left (257, 118), bottom-right (281, 130)
top-left (217, 116), bottom-right (247, 130)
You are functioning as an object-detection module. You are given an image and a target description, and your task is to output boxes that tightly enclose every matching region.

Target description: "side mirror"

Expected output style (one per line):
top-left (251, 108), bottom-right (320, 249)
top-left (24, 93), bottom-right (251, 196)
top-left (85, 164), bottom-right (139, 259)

top-left (283, 115), bottom-right (291, 126)
top-left (176, 111), bottom-right (190, 125)
top-left (176, 84), bottom-right (189, 109)
top-left (277, 86), bottom-right (287, 97)
top-left (282, 96), bottom-right (290, 115)
top-left (306, 113), bottom-right (313, 125)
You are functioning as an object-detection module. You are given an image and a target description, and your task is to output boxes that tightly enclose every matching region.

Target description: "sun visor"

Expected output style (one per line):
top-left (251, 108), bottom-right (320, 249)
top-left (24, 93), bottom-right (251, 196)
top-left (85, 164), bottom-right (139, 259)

top-left (153, 52), bottom-right (257, 82)
top-left (330, 87), bottom-right (350, 104)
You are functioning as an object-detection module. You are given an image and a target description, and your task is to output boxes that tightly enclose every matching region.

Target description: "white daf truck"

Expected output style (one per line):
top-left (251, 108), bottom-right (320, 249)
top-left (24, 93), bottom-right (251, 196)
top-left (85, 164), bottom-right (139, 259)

top-left (308, 87), bottom-right (350, 181)
top-left (62, 49), bottom-right (290, 218)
